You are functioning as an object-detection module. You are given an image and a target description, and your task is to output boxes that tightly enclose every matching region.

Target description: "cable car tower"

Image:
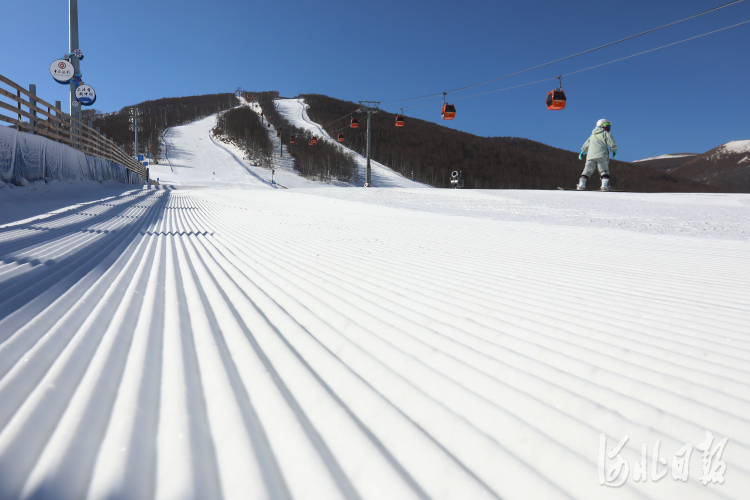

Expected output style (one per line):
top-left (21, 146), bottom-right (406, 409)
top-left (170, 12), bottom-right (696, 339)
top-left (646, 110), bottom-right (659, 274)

top-left (356, 101), bottom-right (380, 187)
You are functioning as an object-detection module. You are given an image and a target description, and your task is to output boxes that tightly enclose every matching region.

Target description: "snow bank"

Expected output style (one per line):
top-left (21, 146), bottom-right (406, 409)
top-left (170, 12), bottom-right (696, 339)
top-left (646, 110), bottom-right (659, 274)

top-left (0, 126), bottom-right (143, 186)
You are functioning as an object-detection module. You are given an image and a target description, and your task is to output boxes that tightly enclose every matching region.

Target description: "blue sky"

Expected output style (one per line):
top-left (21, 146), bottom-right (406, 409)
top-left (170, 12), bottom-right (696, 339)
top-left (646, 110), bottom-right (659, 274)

top-left (3, 0), bottom-right (749, 161)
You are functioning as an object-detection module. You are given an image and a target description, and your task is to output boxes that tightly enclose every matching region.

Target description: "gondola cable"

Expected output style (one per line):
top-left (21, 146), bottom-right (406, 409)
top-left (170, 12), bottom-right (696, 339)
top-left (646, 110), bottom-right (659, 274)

top-left (391, 17), bottom-right (750, 112)
top-left (381, 0), bottom-right (746, 106)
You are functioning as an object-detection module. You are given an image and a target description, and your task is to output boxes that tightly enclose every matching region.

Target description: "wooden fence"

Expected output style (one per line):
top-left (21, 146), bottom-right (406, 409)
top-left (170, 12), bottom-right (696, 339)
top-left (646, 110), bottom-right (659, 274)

top-left (0, 73), bottom-right (147, 180)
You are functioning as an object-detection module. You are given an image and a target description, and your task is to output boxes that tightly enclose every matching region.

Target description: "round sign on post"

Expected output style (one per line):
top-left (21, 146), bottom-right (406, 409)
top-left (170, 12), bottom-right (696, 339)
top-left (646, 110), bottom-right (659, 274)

top-left (50, 59), bottom-right (75, 84)
top-left (75, 84), bottom-right (96, 106)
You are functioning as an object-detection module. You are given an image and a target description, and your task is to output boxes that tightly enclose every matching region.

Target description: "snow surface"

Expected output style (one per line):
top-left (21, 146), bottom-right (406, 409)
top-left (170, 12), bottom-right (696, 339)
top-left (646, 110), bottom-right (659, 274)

top-left (149, 114), bottom-right (271, 189)
top-left (1, 111), bottom-right (749, 500)
top-left (0, 179), bottom-right (137, 227)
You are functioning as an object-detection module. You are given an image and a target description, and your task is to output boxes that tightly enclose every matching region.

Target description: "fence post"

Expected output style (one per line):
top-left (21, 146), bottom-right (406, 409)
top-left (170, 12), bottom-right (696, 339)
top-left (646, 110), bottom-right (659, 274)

top-left (55, 101), bottom-right (62, 142)
top-left (29, 84), bottom-right (37, 134)
top-left (16, 88), bottom-right (21, 131)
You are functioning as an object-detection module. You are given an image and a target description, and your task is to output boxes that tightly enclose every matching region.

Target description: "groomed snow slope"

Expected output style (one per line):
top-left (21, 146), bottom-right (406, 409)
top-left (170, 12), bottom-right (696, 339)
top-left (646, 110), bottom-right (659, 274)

top-left (0, 115), bottom-right (749, 500)
top-left (149, 114), bottom-right (272, 189)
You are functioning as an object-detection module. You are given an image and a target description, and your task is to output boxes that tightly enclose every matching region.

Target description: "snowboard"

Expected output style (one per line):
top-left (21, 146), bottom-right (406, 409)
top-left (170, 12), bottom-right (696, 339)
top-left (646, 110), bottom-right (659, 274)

top-left (557, 187), bottom-right (629, 192)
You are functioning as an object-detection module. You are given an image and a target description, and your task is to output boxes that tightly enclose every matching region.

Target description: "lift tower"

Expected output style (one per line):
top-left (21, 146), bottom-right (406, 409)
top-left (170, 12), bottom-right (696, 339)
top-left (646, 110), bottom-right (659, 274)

top-left (356, 101), bottom-right (379, 187)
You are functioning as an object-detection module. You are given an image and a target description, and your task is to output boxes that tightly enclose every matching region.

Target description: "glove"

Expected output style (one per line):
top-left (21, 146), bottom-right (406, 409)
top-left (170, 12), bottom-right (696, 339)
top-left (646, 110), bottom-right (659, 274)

top-left (578, 152), bottom-right (584, 160)
top-left (612, 151), bottom-right (617, 158)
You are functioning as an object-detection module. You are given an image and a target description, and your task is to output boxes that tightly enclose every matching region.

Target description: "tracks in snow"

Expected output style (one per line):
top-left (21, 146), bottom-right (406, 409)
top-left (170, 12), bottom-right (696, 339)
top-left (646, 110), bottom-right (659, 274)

top-left (0, 188), bottom-right (749, 499)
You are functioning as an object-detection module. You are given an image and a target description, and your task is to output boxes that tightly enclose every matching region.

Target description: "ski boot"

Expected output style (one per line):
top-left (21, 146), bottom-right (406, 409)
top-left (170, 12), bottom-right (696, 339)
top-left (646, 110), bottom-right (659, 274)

top-left (576, 175), bottom-right (587, 190)
top-left (600, 175), bottom-right (611, 191)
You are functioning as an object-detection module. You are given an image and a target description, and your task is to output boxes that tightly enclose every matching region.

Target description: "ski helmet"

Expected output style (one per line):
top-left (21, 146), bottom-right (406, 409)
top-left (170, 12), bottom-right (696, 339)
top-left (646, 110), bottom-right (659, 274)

top-left (596, 119), bottom-right (611, 130)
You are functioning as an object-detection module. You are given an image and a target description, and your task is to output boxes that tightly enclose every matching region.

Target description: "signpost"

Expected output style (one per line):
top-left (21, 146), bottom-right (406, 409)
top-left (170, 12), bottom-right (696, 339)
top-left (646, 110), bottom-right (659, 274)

top-left (48, 2), bottom-right (96, 125)
top-left (69, 0), bottom-right (81, 120)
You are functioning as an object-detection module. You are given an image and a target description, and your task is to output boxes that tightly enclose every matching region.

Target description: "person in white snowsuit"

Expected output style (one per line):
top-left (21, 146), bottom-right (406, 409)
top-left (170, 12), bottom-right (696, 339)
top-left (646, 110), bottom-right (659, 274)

top-left (578, 119), bottom-right (617, 190)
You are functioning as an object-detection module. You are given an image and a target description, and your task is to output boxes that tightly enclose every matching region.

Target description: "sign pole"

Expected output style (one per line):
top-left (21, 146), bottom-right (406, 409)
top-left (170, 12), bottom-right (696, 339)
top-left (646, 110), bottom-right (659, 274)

top-left (69, 0), bottom-right (81, 134)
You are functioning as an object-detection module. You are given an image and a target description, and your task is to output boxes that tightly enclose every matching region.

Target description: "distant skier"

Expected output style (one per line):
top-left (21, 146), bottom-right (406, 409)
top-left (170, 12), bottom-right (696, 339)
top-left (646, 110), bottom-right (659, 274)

top-left (577, 119), bottom-right (617, 191)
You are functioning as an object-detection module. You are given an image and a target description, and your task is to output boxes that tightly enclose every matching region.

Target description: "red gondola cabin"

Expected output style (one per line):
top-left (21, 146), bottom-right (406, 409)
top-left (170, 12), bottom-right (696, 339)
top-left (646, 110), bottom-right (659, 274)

top-left (441, 103), bottom-right (456, 120)
top-left (395, 114), bottom-right (405, 127)
top-left (338, 134), bottom-right (345, 142)
top-left (311, 137), bottom-right (318, 144)
top-left (546, 88), bottom-right (566, 110)
top-left (290, 136), bottom-right (295, 144)
top-left (350, 118), bottom-right (359, 129)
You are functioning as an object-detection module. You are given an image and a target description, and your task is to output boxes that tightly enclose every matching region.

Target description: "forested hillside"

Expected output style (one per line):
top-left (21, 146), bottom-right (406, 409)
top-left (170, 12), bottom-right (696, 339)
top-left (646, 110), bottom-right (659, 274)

top-left (252, 92), bottom-right (358, 182)
top-left (217, 104), bottom-right (274, 169)
top-left (303, 94), bottom-right (718, 192)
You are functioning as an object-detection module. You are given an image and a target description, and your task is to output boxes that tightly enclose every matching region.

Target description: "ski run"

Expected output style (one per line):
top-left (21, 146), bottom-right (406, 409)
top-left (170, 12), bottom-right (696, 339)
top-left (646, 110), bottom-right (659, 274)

top-left (0, 99), bottom-right (749, 500)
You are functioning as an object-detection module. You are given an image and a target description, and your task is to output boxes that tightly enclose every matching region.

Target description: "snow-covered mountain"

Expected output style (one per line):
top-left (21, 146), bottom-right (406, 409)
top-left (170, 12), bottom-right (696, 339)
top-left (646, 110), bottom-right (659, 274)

top-left (635, 140), bottom-right (750, 191)
top-left (631, 153), bottom-right (699, 172)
